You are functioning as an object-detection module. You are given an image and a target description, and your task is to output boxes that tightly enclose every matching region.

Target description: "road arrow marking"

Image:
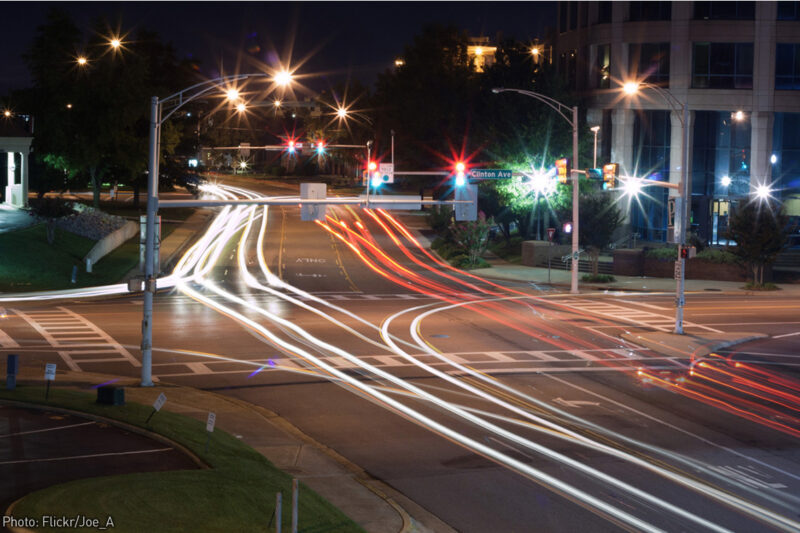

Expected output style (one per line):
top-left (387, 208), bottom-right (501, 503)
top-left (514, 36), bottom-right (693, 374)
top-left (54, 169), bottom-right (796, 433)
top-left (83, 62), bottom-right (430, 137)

top-left (552, 397), bottom-right (600, 408)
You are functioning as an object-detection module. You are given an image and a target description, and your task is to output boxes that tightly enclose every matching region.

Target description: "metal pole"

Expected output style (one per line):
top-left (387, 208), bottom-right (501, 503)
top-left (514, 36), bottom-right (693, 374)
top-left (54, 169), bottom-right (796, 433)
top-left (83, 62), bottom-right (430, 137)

top-left (391, 129), bottom-right (395, 168)
top-left (571, 106), bottom-right (579, 294)
top-left (365, 141), bottom-right (372, 206)
top-left (141, 96), bottom-right (159, 386)
top-left (675, 103), bottom-right (689, 334)
top-left (593, 130), bottom-right (598, 168)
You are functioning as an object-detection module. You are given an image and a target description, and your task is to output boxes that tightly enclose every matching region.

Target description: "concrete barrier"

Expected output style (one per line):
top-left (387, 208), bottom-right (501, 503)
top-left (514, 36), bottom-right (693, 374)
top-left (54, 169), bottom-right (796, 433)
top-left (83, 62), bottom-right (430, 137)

top-left (83, 220), bottom-right (138, 270)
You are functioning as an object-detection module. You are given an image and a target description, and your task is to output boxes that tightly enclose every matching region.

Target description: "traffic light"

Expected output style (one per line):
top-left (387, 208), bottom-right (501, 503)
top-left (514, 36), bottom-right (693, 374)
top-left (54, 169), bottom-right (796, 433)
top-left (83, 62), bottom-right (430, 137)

top-left (316, 140), bottom-right (325, 154)
top-left (287, 140), bottom-right (296, 154)
top-left (680, 247), bottom-right (688, 259)
top-left (555, 158), bottom-right (570, 184)
top-left (367, 161), bottom-right (377, 173)
top-left (455, 161), bottom-right (467, 187)
top-left (603, 163), bottom-right (619, 189)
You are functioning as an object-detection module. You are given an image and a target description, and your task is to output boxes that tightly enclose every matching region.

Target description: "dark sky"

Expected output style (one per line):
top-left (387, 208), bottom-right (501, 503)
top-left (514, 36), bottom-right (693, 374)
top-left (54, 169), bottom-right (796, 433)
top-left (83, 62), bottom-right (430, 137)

top-left (2, 1), bottom-right (556, 95)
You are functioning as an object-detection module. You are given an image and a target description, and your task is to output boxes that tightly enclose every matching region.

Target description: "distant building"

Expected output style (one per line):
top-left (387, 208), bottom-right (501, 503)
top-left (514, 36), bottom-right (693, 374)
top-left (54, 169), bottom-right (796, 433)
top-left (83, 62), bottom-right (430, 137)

top-left (555, 1), bottom-right (800, 244)
top-left (0, 114), bottom-right (32, 207)
top-left (467, 37), bottom-right (497, 73)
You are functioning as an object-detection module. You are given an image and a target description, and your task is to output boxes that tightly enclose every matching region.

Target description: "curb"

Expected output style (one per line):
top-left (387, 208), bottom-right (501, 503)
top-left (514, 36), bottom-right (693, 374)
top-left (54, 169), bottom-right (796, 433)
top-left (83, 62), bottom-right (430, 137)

top-left (1, 397), bottom-right (210, 533)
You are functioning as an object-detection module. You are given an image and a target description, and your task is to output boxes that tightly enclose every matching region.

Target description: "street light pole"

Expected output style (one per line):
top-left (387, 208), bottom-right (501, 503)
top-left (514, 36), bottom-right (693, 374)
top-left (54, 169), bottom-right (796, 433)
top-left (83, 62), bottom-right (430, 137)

top-left (140, 73), bottom-right (270, 386)
top-left (622, 81), bottom-right (690, 334)
top-left (492, 87), bottom-right (581, 294)
top-left (591, 125), bottom-right (600, 168)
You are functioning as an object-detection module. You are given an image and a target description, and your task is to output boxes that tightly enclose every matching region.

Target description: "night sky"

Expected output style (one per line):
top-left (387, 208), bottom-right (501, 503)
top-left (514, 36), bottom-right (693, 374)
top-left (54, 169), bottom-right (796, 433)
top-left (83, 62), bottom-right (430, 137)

top-left (2, 1), bottom-right (556, 95)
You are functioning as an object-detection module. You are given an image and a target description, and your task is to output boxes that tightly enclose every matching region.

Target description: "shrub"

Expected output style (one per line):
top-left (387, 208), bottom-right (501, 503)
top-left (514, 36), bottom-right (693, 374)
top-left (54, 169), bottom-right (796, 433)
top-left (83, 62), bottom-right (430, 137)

top-left (696, 248), bottom-right (738, 264)
top-left (582, 274), bottom-right (616, 283)
top-left (427, 205), bottom-right (453, 233)
top-left (645, 247), bottom-right (677, 261)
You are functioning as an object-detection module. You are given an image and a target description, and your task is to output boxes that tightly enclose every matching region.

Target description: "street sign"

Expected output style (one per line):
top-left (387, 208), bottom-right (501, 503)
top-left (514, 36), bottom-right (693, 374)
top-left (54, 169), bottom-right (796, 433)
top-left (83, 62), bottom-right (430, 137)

top-left (547, 227), bottom-right (556, 242)
top-left (468, 169), bottom-right (512, 180)
top-left (44, 364), bottom-right (56, 381)
top-left (153, 392), bottom-right (167, 412)
top-left (300, 183), bottom-right (327, 221)
top-left (674, 260), bottom-right (682, 280)
top-left (572, 251), bottom-right (580, 261)
top-left (379, 163), bottom-right (394, 184)
top-left (206, 412), bottom-right (216, 432)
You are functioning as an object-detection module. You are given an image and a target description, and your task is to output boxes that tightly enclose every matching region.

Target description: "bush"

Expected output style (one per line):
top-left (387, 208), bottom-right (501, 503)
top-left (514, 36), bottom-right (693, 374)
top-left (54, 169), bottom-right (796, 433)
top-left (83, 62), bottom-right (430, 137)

top-left (696, 248), bottom-right (738, 264)
top-left (581, 274), bottom-right (616, 283)
top-left (427, 206), bottom-right (453, 233)
top-left (645, 247), bottom-right (677, 261)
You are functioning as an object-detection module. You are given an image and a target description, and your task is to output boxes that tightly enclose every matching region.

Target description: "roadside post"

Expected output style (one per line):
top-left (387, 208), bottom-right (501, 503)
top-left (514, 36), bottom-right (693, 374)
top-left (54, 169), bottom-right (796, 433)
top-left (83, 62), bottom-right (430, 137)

top-left (44, 363), bottom-right (56, 400)
top-left (547, 227), bottom-right (556, 284)
top-left (205, 412), bottom-right (216, 453)
top-left (291, 478), bottom-right (299, 533)
top-left (6, 354), bottom-right (19, 390)
top-left (145, 392), bottom-right (167, 424)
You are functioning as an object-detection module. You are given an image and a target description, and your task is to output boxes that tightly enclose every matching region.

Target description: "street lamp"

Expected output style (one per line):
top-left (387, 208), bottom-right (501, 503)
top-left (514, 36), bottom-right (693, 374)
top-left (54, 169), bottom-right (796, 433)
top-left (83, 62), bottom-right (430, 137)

top-left (110, 38), bottom-right (121, 49)
top-left (590, 125), bottom-right (600, 168)
top-left (492, 87), bottom-right (581, 294)
top-left (274, 70), bottom-right (293, 87)
top-left (77, 56), bottom-right (88, 66)
top-left (622, 80), bottom-right (690, 335)
top-left (141, 72), bottom-right (270, 386)
top-left (337, 107), bottom-right (348, 119)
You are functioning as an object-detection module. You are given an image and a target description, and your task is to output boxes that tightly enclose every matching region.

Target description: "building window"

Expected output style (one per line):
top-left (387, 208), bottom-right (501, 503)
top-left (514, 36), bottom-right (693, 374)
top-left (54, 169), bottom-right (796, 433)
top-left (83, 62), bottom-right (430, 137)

top-left (776, 43), bottom-right (800, 89)
top-left (692, 42), bottom-right (753, 89)
top-left (692, 111), bottom-right (752, 198)
top-left (569, 1), bottom-right (578, 30)
top-left (560, 49), bottom-right (578, 90)
top-left (629, 43), bottom-right (670, 85)
top-left (596, 44), bottom-right (611, 88)
top-left (597, 1), bottom-right (612, 23)
top-left (772, 113), bottom-right (800, 194)
top-left (694, 1), bottom-right (755, 20)
top-left (777, 1), bottom-right (800, 20)
top-left (631, 110), bottom-right (671, 241)
top-left (629, 1), bottom-right (671, 21)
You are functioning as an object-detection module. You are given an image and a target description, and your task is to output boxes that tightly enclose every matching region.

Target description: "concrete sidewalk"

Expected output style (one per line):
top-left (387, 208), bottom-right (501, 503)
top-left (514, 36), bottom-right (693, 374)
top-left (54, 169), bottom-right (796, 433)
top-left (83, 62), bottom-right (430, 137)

top-left (5, 367), bottom-right (454, 533)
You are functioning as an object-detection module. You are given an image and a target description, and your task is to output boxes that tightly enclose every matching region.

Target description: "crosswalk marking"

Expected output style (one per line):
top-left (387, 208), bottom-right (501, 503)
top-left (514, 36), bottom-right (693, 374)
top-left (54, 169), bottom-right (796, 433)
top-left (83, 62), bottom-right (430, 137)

top-left (0, 328), bottom-right (19, 348)
top-left (13, 307), bottom-right (140, 371)
top-left (152, 346), bottom-right (666, 379)
top-left (551, 298), bottom-right (722, 333)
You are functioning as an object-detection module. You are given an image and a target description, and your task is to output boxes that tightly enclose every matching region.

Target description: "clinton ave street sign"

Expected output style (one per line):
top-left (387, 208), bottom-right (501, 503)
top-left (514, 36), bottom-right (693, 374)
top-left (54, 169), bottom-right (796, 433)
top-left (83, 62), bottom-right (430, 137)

top-left (469, 169), bottom-right (512, 179)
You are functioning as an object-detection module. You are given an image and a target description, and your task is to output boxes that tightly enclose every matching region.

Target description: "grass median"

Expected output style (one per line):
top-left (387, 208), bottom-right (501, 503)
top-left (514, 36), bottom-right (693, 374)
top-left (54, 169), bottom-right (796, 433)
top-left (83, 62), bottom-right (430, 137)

top-left (0, 386), bottom-right (362, 533)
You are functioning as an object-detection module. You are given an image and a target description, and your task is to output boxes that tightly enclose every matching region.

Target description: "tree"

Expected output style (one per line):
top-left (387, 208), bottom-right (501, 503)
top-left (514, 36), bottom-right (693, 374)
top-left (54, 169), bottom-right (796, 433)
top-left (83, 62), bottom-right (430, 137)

top-left (578, 193), bottom-right (624, 275)
top-left (726, 201), bottom-right (793, 286)
top-left (28, 197), bottom-right (74, 245)
top-left (450, 212), bottom-right (493, 267)
top-left (372, 24), bottom-right (479, 175)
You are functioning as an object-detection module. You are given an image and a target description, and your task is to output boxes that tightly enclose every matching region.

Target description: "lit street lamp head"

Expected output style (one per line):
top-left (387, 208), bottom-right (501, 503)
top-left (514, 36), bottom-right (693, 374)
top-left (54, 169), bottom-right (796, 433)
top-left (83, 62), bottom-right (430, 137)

top-left (623, 81), bottom-right (640, 95)
top-left (77, 56), bottom-right (88, 66)
top-left (274, 70), bottom-right (293, 87)
top-left (721, 175), bottom-right (731, 187)
top-left (273, 100), bottom-right (281, 107)
top-left (110, 38), bottom-right (121, 49)
top-left (226, 88), bottom-right (240, 101)
top-left (236, 102), bottom-right (246, 113)
top-left (337, 107), bottom-right (348, 118)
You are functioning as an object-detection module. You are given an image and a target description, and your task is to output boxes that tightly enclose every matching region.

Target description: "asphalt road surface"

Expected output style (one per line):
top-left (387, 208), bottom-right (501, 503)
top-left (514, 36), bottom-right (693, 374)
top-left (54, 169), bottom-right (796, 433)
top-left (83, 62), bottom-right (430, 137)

top-left (2, 179), bottom-right (800, 532)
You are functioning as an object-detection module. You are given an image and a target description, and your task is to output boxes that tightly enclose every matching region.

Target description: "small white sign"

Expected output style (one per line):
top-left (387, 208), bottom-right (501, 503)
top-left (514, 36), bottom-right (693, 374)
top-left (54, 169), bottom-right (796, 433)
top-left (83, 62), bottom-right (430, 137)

top-left (674, 260), bottom-right (682, 280)
top-left (153, 392), bottom-right (167, 412)
top-left (44, 364), bottom-right (57, 381)
top-left (206, 412), bottom-right (216, 433)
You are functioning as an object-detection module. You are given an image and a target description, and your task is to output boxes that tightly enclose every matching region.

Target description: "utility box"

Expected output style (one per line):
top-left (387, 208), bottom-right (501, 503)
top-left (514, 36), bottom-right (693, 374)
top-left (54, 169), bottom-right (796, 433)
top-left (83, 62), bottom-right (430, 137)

top-left (96, 386), bottom-right (125, 406)
top-left (455, 184), bottom-right (478, 221)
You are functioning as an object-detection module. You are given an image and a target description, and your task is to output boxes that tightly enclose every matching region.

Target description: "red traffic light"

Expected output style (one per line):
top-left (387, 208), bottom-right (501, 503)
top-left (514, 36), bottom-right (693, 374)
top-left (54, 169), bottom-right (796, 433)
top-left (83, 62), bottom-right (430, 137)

top-left (367, 161), bottom-right (377, 172)
top-left (680, 247), bottom-right (689, 259)
top-left (455, 161), bottom-right (466, 174)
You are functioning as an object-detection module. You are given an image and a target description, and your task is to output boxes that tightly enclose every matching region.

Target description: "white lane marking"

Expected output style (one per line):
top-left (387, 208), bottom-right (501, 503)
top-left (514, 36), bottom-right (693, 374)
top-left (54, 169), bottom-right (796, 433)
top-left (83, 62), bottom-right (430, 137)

top-left (483, 351), bottom-right (516, 362)
top-left (0, 329), bottom-right (19, 348)
top-left (186, 362), bottom-right (213, 374)
top-left (544, 373), bottom-right (800, 484)
top-left (0, 421), bottom-right (95, 438)
top-left (553, 397), bottom-right (600, 408)
top-left (0, 448), bottom-right (173, 466)
top-left (772, 331), bottom-right (800, 339)
top-left (619, 300), bottom-right (671, 311)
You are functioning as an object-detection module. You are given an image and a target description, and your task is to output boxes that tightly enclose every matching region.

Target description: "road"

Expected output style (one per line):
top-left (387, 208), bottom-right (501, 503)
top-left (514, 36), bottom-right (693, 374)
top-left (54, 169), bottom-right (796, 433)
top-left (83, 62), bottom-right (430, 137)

top-left (2, 179), bottom-right (800, 532)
